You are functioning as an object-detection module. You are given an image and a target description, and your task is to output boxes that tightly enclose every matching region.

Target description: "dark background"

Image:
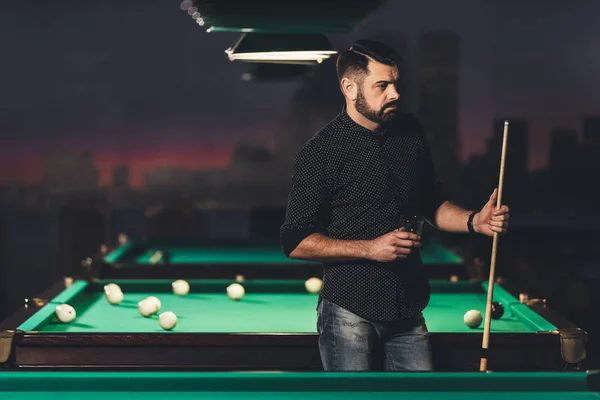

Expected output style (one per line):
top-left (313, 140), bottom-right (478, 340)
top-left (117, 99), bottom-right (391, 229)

top-left (1, 0), bottom-right (599, 368)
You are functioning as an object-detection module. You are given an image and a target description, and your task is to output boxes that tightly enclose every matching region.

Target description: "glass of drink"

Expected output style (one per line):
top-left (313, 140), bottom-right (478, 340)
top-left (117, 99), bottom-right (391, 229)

top-left (398, 215), bottom-right (424, 236)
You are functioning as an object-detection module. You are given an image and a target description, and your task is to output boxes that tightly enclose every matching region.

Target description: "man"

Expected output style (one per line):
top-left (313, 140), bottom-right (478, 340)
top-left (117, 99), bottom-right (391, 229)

top-left (279, 39), bottom-right (509, 371)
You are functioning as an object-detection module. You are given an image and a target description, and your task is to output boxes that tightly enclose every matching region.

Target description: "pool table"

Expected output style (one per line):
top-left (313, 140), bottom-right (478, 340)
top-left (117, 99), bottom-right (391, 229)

top-left (96, 238), bottom-right (466, 280)
top-left (0, 371), bottom-right (599, 399)
top-left (0, 279), bottom-right (586, 371)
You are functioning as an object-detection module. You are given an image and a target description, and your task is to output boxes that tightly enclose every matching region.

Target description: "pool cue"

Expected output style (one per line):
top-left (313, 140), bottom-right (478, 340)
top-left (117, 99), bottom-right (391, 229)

top-left (479, 120), bottom-right (509, 372)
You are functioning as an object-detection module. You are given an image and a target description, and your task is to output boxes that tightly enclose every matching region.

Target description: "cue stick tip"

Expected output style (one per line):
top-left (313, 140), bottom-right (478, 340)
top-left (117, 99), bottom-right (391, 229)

top-left (504, 120), bottom-right (509, 126)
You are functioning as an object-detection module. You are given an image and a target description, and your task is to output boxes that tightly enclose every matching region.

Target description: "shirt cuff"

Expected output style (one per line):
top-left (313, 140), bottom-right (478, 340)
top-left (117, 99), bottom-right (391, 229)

top-left (280, 223), bottom-right (323, 257)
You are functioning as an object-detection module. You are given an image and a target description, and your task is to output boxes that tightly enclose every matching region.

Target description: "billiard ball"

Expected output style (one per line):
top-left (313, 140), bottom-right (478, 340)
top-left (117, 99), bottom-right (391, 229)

top-left (118, 233), bottom-right (128, 245)
top-left (159, 311), bottom-right (177, 330)
top-left (55, 304), bottom-right (76, 323)
top-left (491, 302), bottom-right (504, 319)
top-left (305, 277), bottom-right (323, 294)
top-left (64, 276), bottom-right (74, 288)
top-left (449, 275), bottom-right (459, 282)
top-left (104, 284), bottom-right (124, 305)
top-left (104, 283), bottom-right (121, 293)
top-left (172, 279), bottom-right (190, 296)
top-left (138, 299), bottom-right (156, 317)
top-left (226, 283), bottom-right (245, 300)
top-left (519, 293), bottom-right (529, 303)
top-left (149, 250), bottom-right (163, 264)
top-left (464, 309), bottom-right (482, 328)
top-left (145, 296), bottom-right (162, 313)
top-left (106, 288), bottom-right (124, 305)
top-left (235, 275), bottom-right (245, 283)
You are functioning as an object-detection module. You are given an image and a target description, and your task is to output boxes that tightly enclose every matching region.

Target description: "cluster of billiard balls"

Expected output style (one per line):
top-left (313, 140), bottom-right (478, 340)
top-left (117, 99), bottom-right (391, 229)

top-left (55, 277), bottom-right (324, 329)
top-left (55, 280), bottom-right (194, 331)
top-left (463, 302), bottom-right (505, 328)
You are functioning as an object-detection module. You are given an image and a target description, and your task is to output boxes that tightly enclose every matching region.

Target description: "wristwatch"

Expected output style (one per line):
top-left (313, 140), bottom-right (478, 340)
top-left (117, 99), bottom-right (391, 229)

top-left (467, 211), bottom-right (477, 233)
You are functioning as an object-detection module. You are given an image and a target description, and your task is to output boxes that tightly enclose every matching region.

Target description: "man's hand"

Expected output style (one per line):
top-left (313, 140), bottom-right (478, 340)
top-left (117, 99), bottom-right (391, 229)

top-left (474, 188), bottom-right (510, 236)
top-left (367, 229), bottom-right (421, 262)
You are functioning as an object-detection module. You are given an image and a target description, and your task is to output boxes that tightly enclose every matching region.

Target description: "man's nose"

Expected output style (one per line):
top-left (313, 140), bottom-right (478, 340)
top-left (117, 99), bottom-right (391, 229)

top-left (387, 86), bottom-right (400, 100)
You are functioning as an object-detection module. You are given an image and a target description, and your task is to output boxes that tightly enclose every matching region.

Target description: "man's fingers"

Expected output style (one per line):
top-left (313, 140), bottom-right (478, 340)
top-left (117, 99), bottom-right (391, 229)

top-left (394, 246), bottom-right (411, 255)
top-left (393, 231), bottom-right (421, 241)
top-left (494, 206), bottom-right (509, 215)
top-left (488, 220), bottom-right (509, 229)
top-left (491, 214), bottom-right (509, 222)
top-left (488, 188), bottom-right (498, 204)
top-left (489, 225), bottom-right (504, 233)
top-left (392, 239), bottom-right (421, 248)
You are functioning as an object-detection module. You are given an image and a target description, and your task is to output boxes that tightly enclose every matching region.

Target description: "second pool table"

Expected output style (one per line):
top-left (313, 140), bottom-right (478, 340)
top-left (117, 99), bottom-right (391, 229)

top-left (0, 278), bottom-right (587, 371)
top-left (97, 238), bottom-right (466, 280)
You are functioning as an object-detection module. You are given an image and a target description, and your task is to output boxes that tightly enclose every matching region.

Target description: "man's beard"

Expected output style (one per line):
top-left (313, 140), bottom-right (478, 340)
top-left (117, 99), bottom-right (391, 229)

top-left (355, 88), bottom-right (398, 125)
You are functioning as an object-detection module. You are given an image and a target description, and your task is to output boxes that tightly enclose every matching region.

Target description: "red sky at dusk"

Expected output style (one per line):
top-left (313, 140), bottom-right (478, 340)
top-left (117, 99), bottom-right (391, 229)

top-left (0, 109), bottom-right (589, 190)
top-left (0, 145), bottom-right (235, 189)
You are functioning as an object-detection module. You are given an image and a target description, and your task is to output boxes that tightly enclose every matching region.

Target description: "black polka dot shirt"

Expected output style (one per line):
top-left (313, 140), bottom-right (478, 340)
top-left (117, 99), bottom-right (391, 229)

top-left (280, 108), bottom-right (447, 322)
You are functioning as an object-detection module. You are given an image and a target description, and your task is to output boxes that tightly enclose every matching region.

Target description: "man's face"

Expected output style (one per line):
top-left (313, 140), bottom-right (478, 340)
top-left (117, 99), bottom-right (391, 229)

top-left (355, 61), bottom-right (400, 124)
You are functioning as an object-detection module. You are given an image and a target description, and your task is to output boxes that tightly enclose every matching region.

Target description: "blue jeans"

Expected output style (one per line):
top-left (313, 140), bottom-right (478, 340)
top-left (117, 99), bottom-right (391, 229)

top-left (316, 298), bottom-right (433, 371)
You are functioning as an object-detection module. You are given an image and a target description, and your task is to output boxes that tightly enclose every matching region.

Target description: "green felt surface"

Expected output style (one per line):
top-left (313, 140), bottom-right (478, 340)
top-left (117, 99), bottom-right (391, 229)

top-left (104, 242), bottom-right (463, 265)
top-left (5, 392), bottom-right (600, 399)
top-left (0, 372), bottom-right (598, 399)
top-left (23, 280), bottom-right (555, 333)
top-left (136, 247), bottom-right (308, 264)
top-left (38, 292), bottom-right (319, 333)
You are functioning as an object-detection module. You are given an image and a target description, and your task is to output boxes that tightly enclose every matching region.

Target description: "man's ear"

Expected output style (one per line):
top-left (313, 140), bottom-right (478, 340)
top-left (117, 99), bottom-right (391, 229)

top-left (340, 77), bottom-right (358, 101)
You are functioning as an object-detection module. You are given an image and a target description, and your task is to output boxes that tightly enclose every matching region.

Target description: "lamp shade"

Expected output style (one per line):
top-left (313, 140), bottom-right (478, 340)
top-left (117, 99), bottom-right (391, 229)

top-left (225, 33), bottom-right (337, 64)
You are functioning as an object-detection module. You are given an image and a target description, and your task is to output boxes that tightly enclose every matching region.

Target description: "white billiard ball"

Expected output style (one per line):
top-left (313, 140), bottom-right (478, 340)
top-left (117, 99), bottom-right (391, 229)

top-left (149, 250), bottom-right (163, 265)
top-left (55, 304), bottom-right (76, 323)
top-left (226, 283), bottom-right (245, 301)
top-left (145, 296), bottom-right (161, 313)
top-left (104, 283), bottom-right (121, 293)
top-left (106, 288), bottom-right (124, 305)
top-left (104, 284), bottom-right (124, 305)
top-left (305, 277), bottom-right (323, 294)
top-left (159, 311), bottom-right (177, 330)
top-left (519, 293), bottom-right (529, 303)
top-left (464, 309), bottom-right (483, 328)
top-left (138, 299), bottom-right (156, 318)
top-left (172, 279), bottom-right (190, 296)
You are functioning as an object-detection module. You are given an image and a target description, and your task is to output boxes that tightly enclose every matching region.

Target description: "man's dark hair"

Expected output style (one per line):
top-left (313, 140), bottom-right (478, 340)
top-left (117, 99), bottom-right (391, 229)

top-left (336, 39), bottom-right (401, 85)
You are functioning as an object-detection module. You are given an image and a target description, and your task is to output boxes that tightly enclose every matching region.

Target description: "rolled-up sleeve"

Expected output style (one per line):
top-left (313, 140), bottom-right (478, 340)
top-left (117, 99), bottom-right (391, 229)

top-left (280, 137), bottom-right (330, 257)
